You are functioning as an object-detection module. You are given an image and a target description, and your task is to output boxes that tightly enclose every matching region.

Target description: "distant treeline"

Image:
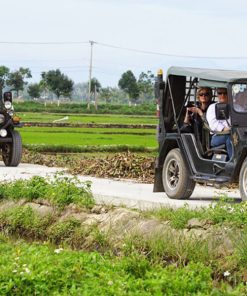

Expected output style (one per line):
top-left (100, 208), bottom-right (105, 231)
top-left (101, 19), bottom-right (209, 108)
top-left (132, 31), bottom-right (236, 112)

top-left (15, 101), bottom-right (156, 115)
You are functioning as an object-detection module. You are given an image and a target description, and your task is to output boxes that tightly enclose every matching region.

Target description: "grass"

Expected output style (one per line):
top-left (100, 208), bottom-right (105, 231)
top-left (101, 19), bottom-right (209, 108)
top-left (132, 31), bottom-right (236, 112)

top-left (0, 239), bottom-right (232, 296)
top-left (19, 112), bottom-right (158, 125)
top-left (0, 177), bottom-right (247, 293)
top-left (19, 126), bottom-right (157, 148)
top-left (0, 206), bottom-right (54, 240)
top-left (144, 198), bottom-right (247, 229)
top-left (0, 175), bottom-right (94, 209)
top-left (0, 207), bottom-right (245, 294)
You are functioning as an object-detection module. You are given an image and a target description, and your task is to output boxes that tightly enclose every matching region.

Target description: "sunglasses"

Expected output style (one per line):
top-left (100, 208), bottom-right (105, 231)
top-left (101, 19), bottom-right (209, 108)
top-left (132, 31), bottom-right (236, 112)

top-left (218, 92), bottom-right (227, 95)
top-left (199, 93), bottom-right (209, 97)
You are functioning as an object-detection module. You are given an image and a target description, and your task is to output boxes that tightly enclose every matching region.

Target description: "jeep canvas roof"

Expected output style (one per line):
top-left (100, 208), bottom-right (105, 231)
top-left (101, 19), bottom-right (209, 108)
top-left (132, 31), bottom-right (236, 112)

top-left (167, 66), bottom-right (247, 88)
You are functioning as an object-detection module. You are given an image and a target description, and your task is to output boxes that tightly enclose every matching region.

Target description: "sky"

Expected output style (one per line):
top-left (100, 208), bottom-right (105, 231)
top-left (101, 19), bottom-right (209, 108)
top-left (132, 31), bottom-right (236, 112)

top-left (1, 0), bottom-right (247, 87)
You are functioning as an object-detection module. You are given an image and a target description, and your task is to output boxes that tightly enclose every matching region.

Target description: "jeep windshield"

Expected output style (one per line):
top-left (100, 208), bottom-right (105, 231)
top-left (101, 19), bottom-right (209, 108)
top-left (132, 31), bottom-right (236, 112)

top-left (232, 83), bottom-right (247, 113)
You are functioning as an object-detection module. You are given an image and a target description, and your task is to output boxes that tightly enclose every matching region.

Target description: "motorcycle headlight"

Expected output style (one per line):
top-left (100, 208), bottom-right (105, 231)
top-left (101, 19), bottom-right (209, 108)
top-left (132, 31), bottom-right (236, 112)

top-left (4, 101), bottom-right (12, 110)
top-left (0, 114), bottom-right (5, 124)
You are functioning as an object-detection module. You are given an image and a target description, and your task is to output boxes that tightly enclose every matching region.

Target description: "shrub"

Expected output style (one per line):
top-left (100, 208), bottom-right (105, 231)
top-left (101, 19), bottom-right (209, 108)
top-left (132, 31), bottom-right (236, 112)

top-left (48, 218), bottom-right (81, 244)
top-left (0, 206), bottom-right (52, 239)
top-left (0, 175), bottom-right (94, 209)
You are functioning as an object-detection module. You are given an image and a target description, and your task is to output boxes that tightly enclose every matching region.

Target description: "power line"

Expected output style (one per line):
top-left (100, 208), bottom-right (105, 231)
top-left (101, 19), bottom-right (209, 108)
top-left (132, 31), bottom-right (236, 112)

top-left (0, 41), bottom-right (88, 45)
top-left (1, 39), bottom-right (247, 60)
top-left (96, 41), bottom-right (247, 60)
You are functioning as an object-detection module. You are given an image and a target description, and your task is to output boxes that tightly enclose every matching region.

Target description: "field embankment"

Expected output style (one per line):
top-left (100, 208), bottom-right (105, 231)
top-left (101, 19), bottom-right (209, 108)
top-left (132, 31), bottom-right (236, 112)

top-left (0, 176), bottom-right (247, 294)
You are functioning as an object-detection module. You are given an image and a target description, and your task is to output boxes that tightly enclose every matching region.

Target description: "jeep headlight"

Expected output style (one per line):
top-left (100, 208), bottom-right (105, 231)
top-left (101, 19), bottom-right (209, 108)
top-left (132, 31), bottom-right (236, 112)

top-left (4, 101), bottom-right (12, 110)
top-left (0, 129), bottom-right (7, 137)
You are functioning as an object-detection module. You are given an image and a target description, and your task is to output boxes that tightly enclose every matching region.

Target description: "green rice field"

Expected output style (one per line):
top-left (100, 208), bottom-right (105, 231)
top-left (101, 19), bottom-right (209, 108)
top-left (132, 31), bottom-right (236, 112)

top-left (19, 112), bottom-right (157, 125)
top-left (19, 127), bottom-right (157, 148)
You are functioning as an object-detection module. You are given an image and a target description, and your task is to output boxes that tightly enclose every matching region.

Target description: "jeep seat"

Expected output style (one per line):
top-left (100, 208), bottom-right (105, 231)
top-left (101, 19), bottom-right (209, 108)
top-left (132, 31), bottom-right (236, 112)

top-left (201, 122), bottom-right (228, 158)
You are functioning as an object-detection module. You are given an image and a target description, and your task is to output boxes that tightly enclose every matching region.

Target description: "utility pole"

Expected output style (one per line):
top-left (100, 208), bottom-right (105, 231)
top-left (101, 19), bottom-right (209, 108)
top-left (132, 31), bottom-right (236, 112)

top-left (87, 40), bottom-right (95, 110)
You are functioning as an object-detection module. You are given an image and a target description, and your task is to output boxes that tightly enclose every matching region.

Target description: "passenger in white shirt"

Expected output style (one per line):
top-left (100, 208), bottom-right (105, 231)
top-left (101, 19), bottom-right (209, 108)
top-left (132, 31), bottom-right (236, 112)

top-left (206, 88), bottom-right (232, 159)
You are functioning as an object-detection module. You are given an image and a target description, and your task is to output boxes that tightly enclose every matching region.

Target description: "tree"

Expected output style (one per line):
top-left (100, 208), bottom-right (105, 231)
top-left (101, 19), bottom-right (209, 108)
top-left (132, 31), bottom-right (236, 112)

top-left (100, 87), bottom-right (113, 104)
top-left (60, 77), bottom-right (74, 99)
top-left (118, 70), bottom-right (139, 104)
top-left (7, 67), bottom-right (32, 97)
top-left (137, 70), bottom-right (155, 101)
top-left (0, 66), bottom-right (10, 98)
top-left (41, 69), bottom-right (74, 101)
top-left (90, 77), bottom-right (101, 93)
top-left (27, 83), bottom-right (41, 99)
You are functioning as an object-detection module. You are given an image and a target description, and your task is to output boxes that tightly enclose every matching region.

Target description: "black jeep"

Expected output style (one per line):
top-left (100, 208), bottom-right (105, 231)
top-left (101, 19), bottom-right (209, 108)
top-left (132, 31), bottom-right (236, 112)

top-left (153, 66), bottom-right (247, 200)
top-left (0, 91), bottom-right (22, 166)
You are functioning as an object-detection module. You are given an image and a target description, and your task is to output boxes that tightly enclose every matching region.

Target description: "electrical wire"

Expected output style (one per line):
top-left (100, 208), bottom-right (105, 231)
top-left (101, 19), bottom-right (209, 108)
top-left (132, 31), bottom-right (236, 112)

top-left (1, 39), bottom-right (247, 59)
top-left (96, 41), bottom-right (247, 60)
top-left (0, 41), bottom-right (88, 45)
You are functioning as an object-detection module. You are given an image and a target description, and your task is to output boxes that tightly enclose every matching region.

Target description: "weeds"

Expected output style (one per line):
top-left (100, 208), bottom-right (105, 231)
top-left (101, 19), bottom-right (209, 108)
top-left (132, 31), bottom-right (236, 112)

top-left (47, 175), bottom-right (94, 208)
top-left (121, 252), bottom-right (151, 278)
top-left (0, 238), bottom-right (246, 295)
top-left (122, 230), bottom-right (217, 267)
top-left (48, 218), bottom-right (81, 245)
top-left (1, 177), bottom-right (247, 293)
top-left (144, 205), bottom-right (201, 229)
top-left (0, 175), bottom-right (94, 209)
top-left (145, 198), bottom-right (247, 229)
top-left (0, 206), bottom-right (53, 239)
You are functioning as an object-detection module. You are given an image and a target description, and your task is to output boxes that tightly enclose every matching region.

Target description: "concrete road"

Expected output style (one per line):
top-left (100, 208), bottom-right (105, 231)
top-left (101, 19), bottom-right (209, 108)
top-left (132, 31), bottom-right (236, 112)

top-left (0, 162), bottom-right (241, 210)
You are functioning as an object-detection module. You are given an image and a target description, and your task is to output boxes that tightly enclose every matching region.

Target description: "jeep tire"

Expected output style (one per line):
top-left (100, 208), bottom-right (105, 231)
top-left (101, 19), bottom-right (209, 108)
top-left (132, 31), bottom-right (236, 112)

top-left (162, 148), bottom-right (195, 199)
top-left (2, 130), bottom-right (22, 167)
top-left (239, 158), bottom-right (247, 201)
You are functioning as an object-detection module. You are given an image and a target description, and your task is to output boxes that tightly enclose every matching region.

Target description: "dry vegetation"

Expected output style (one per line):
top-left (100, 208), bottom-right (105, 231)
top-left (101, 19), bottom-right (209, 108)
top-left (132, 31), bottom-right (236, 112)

top-left (22, 150), bottom-right (155, 183)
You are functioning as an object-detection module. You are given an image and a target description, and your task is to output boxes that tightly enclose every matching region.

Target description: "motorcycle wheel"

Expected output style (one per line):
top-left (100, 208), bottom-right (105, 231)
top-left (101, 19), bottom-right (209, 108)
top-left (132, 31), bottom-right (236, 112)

top-left (2, 130), bottom-right (22, 167)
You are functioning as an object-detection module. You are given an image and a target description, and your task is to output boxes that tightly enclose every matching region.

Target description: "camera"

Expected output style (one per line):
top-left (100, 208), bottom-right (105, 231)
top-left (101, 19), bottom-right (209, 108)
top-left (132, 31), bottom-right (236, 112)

top-left (186, 102), bottom-right (195, 115)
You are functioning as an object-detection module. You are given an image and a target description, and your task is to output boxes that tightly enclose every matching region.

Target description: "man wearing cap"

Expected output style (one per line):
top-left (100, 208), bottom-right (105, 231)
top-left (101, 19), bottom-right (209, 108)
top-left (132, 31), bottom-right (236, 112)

top-left (206, 88), bottom-right (233, 159)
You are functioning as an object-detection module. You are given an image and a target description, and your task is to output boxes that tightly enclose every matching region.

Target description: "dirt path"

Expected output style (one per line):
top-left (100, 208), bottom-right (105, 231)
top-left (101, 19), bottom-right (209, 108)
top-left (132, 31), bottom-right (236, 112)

top-left (0, 162), bottom-right (241, 210)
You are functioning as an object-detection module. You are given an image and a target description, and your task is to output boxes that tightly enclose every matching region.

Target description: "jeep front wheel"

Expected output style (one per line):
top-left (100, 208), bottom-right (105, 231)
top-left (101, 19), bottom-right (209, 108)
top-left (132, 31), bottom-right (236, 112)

top-left (2, 130), bottom-right (22, 167)
top-left (162, 148), bottom-right (195, 199)
top-left (239, 158), bottom-right (247, 201)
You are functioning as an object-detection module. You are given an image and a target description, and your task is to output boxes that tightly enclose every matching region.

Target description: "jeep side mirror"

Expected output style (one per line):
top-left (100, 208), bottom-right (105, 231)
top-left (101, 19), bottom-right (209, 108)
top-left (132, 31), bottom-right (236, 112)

top-left (3, 91), bottom-right (12, 102)
top-left (215, 103), bottom-right (230, 120)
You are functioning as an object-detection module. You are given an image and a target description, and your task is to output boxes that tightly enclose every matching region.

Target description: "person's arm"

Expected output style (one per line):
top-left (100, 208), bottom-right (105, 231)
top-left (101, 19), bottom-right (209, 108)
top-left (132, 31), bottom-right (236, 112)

top-left (183, 109), bottom-right (191, 124)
